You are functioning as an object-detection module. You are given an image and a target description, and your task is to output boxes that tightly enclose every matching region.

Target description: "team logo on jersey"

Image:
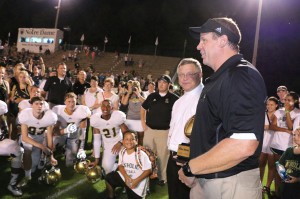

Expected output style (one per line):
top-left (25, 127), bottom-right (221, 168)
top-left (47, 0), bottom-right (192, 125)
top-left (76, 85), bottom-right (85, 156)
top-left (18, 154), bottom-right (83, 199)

top-left (165, 98), bottom-right (169, 104)
top-left (153, 99), bottom-right (157, 102)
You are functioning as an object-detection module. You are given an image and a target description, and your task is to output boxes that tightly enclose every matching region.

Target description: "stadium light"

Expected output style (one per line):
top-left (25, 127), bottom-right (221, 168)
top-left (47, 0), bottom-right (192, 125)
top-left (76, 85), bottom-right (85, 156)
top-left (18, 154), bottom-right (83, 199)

top-left (54, 0), bottom-right (62, 29)
top-left (252, 0), bottom-right (263, 66)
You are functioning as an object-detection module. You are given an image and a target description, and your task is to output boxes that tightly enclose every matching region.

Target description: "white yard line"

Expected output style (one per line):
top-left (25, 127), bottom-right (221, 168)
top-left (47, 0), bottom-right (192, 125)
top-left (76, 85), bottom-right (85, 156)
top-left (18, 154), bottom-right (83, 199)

top-left (46, 178), bottom-right (87, 199)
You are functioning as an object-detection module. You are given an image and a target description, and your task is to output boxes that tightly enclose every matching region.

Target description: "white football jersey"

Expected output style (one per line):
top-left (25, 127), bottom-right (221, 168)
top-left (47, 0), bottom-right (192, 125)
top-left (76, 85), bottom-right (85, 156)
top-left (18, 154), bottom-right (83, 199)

top-left (0, 100), bottom-right (8, 115)
top-left (18, 108), bottom-right (57, 135)
top-left (90, 110), bottom-right (126, 143)
top-left (52, 105), bottom-right (91, 139)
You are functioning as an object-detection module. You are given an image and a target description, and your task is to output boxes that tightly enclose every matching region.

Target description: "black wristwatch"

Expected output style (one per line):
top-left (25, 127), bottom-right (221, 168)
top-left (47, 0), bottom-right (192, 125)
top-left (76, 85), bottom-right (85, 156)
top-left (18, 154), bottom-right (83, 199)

top-left (182, 161), bottom-right (194, 177)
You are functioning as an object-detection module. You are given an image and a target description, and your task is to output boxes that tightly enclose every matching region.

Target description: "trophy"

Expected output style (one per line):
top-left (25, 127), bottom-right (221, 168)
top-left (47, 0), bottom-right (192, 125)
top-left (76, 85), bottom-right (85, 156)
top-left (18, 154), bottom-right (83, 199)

top-left (175, 115), bottom-right (195, 163)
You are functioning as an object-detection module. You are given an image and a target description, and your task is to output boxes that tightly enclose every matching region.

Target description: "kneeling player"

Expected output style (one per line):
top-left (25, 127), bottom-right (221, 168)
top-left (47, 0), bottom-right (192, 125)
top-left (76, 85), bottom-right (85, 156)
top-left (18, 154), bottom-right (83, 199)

top-left (18, 96), bottom-right (58, 188)
top-left (90, 99), bottom-right (128, 174)
top-left (52, 92), bottom-right (91, 167)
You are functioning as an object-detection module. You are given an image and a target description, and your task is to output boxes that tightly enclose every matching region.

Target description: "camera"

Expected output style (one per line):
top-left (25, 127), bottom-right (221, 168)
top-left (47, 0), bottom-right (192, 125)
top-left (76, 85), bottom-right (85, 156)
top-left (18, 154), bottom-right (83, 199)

top-left (132, 87), bottom-right (137, 92)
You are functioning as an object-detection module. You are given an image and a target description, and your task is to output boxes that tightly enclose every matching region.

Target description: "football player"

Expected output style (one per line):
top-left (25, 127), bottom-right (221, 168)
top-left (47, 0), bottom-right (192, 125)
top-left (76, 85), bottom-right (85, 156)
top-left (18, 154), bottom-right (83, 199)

top-left (52, 92), bottom-right (91, 167)
top-left (0, 100), bottom-right (24, 196)
top-left (17, 96), bottom-right (58, 188)
top-left (90, 99), bottom-right (128, 174)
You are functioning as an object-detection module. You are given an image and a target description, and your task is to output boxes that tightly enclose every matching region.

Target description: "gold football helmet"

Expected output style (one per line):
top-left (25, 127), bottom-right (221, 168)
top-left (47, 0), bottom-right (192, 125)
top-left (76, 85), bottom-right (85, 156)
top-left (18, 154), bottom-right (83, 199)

top-left (85, 166), bottom-right (102, 183)
top-left (38, 166), bottom-right (62, 186)
top-left (74, 159), bottom-right (90, 174)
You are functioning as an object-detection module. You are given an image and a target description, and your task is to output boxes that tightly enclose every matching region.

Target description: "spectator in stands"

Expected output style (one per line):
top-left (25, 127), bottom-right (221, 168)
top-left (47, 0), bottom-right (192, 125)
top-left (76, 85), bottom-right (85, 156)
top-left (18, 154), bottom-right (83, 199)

top-left (7, 63), bottom-right (28, 140)
top-left (141, 75), bottom-right (178, 186)
top-left (121, 80), bottom-right (145, 145)
top-left (81, 75), bottom-right (103, 114)
top-left (43, 62), bottom-right (73, 108)
top-left (81, 75), bottom-right (103, 149)
top-left (73, 70), bottom-right (90, 105)
top-left (277, 86), bottom-right (288, 108)
top-left (97, 77), bottom-right (119, 110)
top-left (10, 70), bottom-right (32, 139)
top-left (269, 91), bottom-right (300, 197)
top-left (0, 66), bottom-right (9, 137)
top-left (143, 81), bottom-right (155, 98)
top-left (28, 57), bottom-right (45, 87)
top-left (18, 86), bottom-right (49, 112)
top-left (0, 66), bottom-right (10, 102)
top-left (259, 96), bottom-right (278, 195)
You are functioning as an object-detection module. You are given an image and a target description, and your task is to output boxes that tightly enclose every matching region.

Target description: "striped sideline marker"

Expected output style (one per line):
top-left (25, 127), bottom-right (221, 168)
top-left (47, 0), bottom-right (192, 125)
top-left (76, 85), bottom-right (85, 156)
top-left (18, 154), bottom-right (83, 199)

top-left (46, 178), bottom-right (87, 199)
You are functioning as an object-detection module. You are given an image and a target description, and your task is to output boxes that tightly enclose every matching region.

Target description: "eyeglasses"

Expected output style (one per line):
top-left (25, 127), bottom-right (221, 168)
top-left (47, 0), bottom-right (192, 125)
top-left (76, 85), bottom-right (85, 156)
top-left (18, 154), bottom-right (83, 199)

top-left (178, 72), bottom-right (199, 79)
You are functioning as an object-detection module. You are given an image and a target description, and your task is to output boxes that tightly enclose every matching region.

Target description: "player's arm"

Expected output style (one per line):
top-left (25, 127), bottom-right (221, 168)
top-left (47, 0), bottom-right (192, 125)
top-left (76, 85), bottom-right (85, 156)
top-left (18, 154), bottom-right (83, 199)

top-left (111, 123), bottom-right (128, 154)
top-left (46, 125), bottom-right (57, 165)
top-left (91, 128), bottom-right (101, 166)
top-left (46, 125), bottom-right (55, 151)
top-left (78, 119), bottom-right (87, 149)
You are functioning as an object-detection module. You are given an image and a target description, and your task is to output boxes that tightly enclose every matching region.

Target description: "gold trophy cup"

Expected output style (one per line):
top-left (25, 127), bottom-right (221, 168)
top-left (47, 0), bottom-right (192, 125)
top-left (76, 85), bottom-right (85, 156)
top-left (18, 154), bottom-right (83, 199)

top-left (176, 115), bottom-right (195, 163)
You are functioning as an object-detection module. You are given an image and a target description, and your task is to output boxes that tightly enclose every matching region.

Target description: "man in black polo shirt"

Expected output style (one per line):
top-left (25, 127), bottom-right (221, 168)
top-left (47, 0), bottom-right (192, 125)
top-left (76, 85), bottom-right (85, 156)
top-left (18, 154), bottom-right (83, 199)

top-left (141, 75), bottom-right (178, 186)
top-left (178, 17), bottom-right (267, 199)
top-left (43, 63), bottom-right (73, 108)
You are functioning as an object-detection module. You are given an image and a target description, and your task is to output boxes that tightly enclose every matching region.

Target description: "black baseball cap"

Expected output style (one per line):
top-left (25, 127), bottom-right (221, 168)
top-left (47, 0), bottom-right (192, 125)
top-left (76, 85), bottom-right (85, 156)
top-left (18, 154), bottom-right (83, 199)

top-left (158, 75), bottom-right (172, 84)
top-left (189, 18), bottom-right (240, 44)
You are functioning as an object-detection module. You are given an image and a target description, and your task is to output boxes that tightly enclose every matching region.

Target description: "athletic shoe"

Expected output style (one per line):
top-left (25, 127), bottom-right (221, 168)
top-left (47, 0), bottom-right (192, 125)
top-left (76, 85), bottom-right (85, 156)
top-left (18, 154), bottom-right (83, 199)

top-left (7, 184), bottom-right (23, 196)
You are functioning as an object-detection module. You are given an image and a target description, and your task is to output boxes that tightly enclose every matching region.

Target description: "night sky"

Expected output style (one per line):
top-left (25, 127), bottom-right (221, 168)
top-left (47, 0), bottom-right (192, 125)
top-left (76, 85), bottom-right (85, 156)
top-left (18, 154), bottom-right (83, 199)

top-left (1, 0), bottom-right (300, 96)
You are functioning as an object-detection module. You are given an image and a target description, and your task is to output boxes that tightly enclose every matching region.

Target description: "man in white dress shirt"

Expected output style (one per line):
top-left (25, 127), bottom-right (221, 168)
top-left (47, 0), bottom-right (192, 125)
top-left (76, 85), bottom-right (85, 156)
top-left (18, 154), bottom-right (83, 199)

top-left (167, 58), bottom-right (204, 199)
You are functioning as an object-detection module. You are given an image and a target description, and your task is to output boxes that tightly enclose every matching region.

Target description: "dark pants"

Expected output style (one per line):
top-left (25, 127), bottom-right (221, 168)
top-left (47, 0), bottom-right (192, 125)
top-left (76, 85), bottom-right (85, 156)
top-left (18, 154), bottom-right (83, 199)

top-left (167, 153), bottom-right (190, 199)
top-left (106, 171), bottom-right (142, 199)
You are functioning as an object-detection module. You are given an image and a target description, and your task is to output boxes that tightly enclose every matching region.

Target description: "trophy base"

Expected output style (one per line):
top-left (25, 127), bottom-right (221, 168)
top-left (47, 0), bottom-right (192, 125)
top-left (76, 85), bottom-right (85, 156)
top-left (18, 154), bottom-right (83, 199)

top-left (174, 143), bottom-right (190, 164)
